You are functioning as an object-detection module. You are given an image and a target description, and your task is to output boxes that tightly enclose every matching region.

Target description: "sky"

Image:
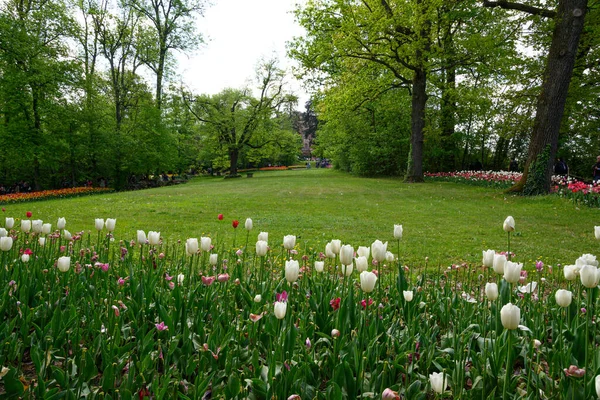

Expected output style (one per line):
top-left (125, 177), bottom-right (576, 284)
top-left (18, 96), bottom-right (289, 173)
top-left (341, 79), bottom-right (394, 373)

top-left (176, 0), bottom-right (309, 109)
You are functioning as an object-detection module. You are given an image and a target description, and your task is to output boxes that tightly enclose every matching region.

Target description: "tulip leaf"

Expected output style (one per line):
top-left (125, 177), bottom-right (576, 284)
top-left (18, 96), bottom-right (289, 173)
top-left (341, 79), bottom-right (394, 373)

top-left (406, 380), bottom-right (423, 400)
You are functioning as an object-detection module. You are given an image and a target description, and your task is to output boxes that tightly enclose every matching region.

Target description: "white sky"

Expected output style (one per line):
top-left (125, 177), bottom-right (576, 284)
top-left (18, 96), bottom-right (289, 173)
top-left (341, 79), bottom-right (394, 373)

top-left (176, 0), bottom-right (310, 109)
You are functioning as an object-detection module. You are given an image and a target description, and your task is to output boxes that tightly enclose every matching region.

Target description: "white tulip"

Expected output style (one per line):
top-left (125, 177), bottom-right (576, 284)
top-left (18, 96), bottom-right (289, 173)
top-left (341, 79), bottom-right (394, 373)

top-left (330, 239), bottom-right (341, 255)
top-left (385, 251), bottom-right (395, 262)
top-left (360, 271), bottom-right (377, 293)
top-left (482, 249), bottom-right (495, 267)
top-left (429, 372), bottom-right (447, 394)
top-left (500, 303), bottom-right (520, 330)
top-left (371, 240), bottom-right (388, 262)
top-left (314, 261), bottom-right (324, 272)
top-left (555, 289), bottom-right (573, 307)
top-left (254, 294), bottom-right (262, 302)
top-left (245, 218), bottom-right (253, 231)
top-left (137, 230), bottom-right (147, 244)
top-left (595, 374), bottom-right (600, 398)
top-left (595, 226), bottom-right (600, 240)
top-left (200, 236), bottom-right (211, 252)
top-left (485, 282), bottom-right (498, 301)
top-left (394, 224), bottom-right (403, 239)
top-left (209, 253), bottom-right (218, 266)
top-left (105, 218), bottom-right (116, 232)
top-left (356, 246), bottom-right (370, 259)
top-left (63, 230), bottom-right (72, 240)
top-left (148, 231), bottom-right (160, 245)
top-left (21, 254), bottom-right (29, 263)
top-left (355, 256), bottom-right (368, 272)
top-left (21, 220), bottom-right (31, 233)
top-left (580, 265), bottom-right (599, 288)
top-left (32, 220), bottom-right (43, 233)
top-left (503, 261), bottom-right (522, 284)
top-left (503, 216), bottom-right (515, 232)
top-left (56, 217), bottom-right (66, 230)
top-left (341, 263), bottom-right (353, 276)
top-left (325, 242), bottom-right (336, 258)
top-left (285, 259), bottom-right (300, 283)
top-left (41, 223), bottom-right (51, 235)
top-left (186, 238), bottom-right (199, 256)
top-left (257, 232), bottom-right (268, 242)
top-left (493, 254), bottom-right (507, 275)
top-left (563, 264), bottom-right (578, 281)
top-left (256, 240), bottom-right (268, 257)
top-left (38, 237), bottom-right (46, 246)
top-left (576, 254), bottom-right (598, 268)
top-left (0, 228), bottom-right (6, 237)
top-left (95, 218), bottom-right (104, 231)
top-left (283, 235), bottom-right (296, 250)
top-left (403, 290), bottom-right (414, 302)
top-left (518, 282), bottom-right (538, 294)
top-left (274, 301), bottom-right (287, 319)
top-left (0, 237), bottom-right (12, 251)
top-left (5, 217), bottom-right (14, 229)
top-left (177, 274), bottom-right (185, 285)
top-left (57, 256), bottom-right (71, 272)
top-left (339, 244), bottom-right (354, 266)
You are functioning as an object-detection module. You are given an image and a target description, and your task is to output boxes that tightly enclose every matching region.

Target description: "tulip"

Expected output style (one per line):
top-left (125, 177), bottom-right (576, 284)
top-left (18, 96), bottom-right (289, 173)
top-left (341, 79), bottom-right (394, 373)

top-left (580, 265), bottom-right (598, 288)
top-left (482, 249), bottom-right (495, 267)
top-left (256, 240), bottom-right (268, 257)
top-left (5, 217), bottom-right (14, 229)
top-left (595, 374), bottom-right (600, 398)
top-left (217, 273), bottom-right (230, 282)
top-left (555, 289), bottom-right (573, 307)
top-left (331, 329), bottom-right (340, 337)
top-left (305, 337), bottom-right (311, 349)
top-left (202, 276), bottom-right (215, 285)
top-left (288, 395), bottom-right (301, 400)
top-left (563, 264), bottom-right (578, 281)
top-left (232, 220), bottom-right (239, 229)
top-left (209, 253), bottom-right (218, 266)
top-left (485, 282), bottom-right (498, 301)
top-left (21, 220), bottom-right (31, 233)
top-left (57, 217), bottom-right (66, 230)
top-left (385, 251), bottom-right (395, 262)
top-left (285, 259), bottom-right (300, 283)
top-left (0, 228), bottom-right (6, 237)
top-left (371, 240), bottom-right (387, 262)
top-left (339, 244), bottom-right (354, 266)
top-left (0, 237), bottom-right (12, 251)
top-left (429, 372), bottom-right (447, 394)
top-left (137, 230), bottom-right (147, 244)
top-left (57, 256), bottom-right (71, 272)
top-left (254, 294), bottom-right (262, 302)
top-left (355, 256), bottom-right (368, 272)
top-left (503, 216), bottom-right (515, 232)
top-left (576, 254), bottom-right (598, 267)
top-left (105, 218), bottom-right (116, 232)
top-left (21, 254), bottom-right (29, 263)
top-left (245, 218), bottom-right (253, 231)
top-left (63, 230), bottom-right (72, 240)
top-left (357, 246), bottom-right (370, 259)
top-left (394, 224), bottom-right (403, 239)
top-left (283, 235), bottom-right (296, 250)
top-left (26, 211), bottom-right (32, 218)
top-left (518, 282), bottom-right (538, 294)
top-left (360, 271), bottom-right (377, 293)
top-left (177, 274), bottom-right (185, 285)
top-left (382, 388), bottom-right (400, 400)
top-left (274, 301), bottom-right (287, 319)
top-left (258, 232), bottom-right (268, 242)
top-left (500, 303), bottom-right (520, 330)
top-left (148, 231), bottom-right (160, 245)
top-left (38, 237), bottom-right (46, 246)
top-left (493, 254), bottom-right (507, 274)
top-left (503, 261), bottom-right (522, 284)
top-left (341, 263), bottom-right (353, 276)
top-left (325, 242), bottom-right (335, 258)
top-left (217, 213), bottom-right (223, 220)
top-left (95, 218), bottom-right (104, 231)
top-left (186, 238), bottom-right (199, 256)
top-left (330, 239), bottom-right (341, 254)
top-left (403, 290), bottom-right (414, 302)
top-left (41, 223), bottom-right (51, 235)
top-left (32, 220), bottom-right (43, 233)
top-left (595, 227), bottom-right (600, 240)
top-left (200, 236), bottom-right (211, 251)
top-left (314, 261), bottom-right (324, 272)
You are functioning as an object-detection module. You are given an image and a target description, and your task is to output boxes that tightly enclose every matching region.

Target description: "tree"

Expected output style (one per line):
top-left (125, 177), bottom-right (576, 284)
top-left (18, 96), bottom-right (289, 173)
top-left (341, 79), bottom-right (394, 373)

top-left (184, 60), bottom-right (294, 176)
top-left (483, 0), bottom-right (588, 194)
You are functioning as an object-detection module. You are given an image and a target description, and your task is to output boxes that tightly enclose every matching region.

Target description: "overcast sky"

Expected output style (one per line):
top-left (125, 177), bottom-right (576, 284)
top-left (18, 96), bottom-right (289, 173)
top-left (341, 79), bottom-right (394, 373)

top-left (176, 0), bottom-right (309, 108)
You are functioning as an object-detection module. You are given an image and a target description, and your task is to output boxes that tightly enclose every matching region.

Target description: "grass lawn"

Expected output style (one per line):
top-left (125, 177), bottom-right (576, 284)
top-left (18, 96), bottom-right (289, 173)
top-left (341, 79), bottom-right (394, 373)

top-left (5, 168), bottom-right (597, 268)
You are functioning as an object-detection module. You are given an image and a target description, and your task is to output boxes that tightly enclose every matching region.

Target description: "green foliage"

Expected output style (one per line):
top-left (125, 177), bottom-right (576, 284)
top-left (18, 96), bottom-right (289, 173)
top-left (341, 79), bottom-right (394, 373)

top-left (524, 145), bottom-right (551, 196)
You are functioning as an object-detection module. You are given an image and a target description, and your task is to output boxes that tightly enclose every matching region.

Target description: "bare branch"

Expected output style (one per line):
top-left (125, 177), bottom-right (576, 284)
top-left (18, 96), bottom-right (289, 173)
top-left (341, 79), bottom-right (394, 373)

top-left (482, 0), bottom-right (556, 18)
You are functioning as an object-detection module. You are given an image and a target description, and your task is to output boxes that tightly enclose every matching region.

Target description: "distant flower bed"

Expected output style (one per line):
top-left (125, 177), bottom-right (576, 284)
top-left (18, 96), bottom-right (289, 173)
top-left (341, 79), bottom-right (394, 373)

top-left (553, 176), bottom-right (600, 208)
top-left (0, 187), bottom-right (113, 204)
top-left (425, 170), bottom-right (522, 188)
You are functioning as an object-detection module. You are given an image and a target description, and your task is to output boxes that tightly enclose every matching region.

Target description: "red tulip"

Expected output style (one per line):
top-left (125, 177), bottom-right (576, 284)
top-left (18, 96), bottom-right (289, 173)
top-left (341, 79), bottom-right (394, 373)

top-left (26, 211), bottom-right (32, 218)
top-left (218, 214), bottom-right (223, 220)
top-left (232, 220), bottom-right (239, 228)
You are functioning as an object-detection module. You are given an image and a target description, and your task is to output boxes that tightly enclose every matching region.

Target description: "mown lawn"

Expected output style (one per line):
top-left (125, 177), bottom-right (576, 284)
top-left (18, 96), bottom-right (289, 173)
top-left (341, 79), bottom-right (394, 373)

top-left (5, 168), bottom-right (597, 267)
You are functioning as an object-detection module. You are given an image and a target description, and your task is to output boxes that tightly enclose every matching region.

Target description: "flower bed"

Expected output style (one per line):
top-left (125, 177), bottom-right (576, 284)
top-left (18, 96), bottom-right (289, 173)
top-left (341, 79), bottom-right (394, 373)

top-left (0, 187), bottom-right (113, 204)
top-left (553, 176), bottom-right (600, 208)
top-left (0, 213), bottom-right (598, 398)
top-left (425, 170), bottom-right (522, 188)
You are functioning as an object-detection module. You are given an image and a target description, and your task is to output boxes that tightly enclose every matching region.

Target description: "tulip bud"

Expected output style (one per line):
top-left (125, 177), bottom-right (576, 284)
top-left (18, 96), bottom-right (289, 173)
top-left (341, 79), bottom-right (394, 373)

top-left (274, 301), bottom-right (287, 319)
top-left (500, 303), bottom-right (520, 330)
top-left (305, 338), bottom-right (311, 349)
top-left (209, 253), bottom-right (218, 266)
top-left (177, 274), bottom-right (185, 285)
top-left (63, 230), bottom-right (72, 240)
top-left (0, 228), bottom-right (6, 237)
top-left (580, 265), bottom-right (598, 288)
top-left (482, 249), bottom-right (495, 267)
top-left (385, 251), bottom-right (395, 263)
top-left (339, 244), bottom-right (354, 266)
top-left (355, 256), bottom-right (368, 272)
top-left (21, 254), bottom-right (29, 263)
top-left (256, 240), bottom-right (268, 257)
top-left (105, 218), bottom-right (116, 232)
top-left (200, 236), bottom-right (212, 252)
top-left (314, 261), bottom-right (324, 272)
top-left (283, 235), bottom-right (296, 250)
top-left (595, 227), bottom-right (600, 240)
top-left (41, 223), bottom-right (51, 235)
top-left (254, 294), bottom-right (262, 302)
top-left (330, 239), bottom-right (341, 255)
top-left (57, 217), bottom-right (66, 230)
top-left (371, 240), bottom-right (388, 262)
top-left (148, 231), bottom-right (160, 246)
top-left (595, 374), bottom-right (600, 398)
top-left (0, 237), bottom-right (12, 251)
top-left (403, 290), bottom-right (414, 302)
top-left (493, 254), bottom-right (507, 275)
top-left (137, 230), bottom-right (147, 244)
top-left (57, 256), bottom-right (71, 272)
top-left (503, 261), bottom-right (522, 284)
top-left (21, 220), bottom-right (31, 233)
top-left (485, 282), bottom-right (498, 301)
top-left (357, 246), bottom-right (370, 259)
top-left (393, 224), bottom-right (403, 239)
top-left (93, 218), bottom-right (103, 231)
top-left (245, 218), bottom-right (253, 231)
top-left (503, 216), bottom-right (515, 232)
top-left (5, 217), bottom-right (14, 229)
top-left (257, 232), bottom-right (268, 242)
top-left (285, 259), bottom-right (300, 283)
top-left (32, 220), bottom-right (43, 233)
top-left (429, 372), bottom-right (447, 394)
top-left (360, 271), bottom-right (377, 293)
top-left (382, 388), bottom-right (400, 400)
top-left (186, 238), bottom-right (199, 256)
top-left (533, 339), bottom-right (542, 348)
top-left (38, 237), bottom-right (46, 246)
top-left (331, 329), bottom-right (340, 337)
top-left (325, 242), bottom-right (335, 258)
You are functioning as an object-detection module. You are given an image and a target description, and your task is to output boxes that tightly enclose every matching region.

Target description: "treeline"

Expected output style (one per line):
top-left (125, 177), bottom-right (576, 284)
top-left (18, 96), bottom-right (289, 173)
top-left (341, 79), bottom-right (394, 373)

top-left (0, 0), bottom-right (303, 191)
top-left (290, 0), bottom-right (600, 191)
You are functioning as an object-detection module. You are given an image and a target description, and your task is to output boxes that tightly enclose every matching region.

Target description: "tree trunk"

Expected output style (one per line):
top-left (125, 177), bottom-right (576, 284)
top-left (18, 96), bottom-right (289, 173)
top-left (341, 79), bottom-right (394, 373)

top-left (440, 28), bottom-right (456, 171)
top-left (156, 48), bottom-right (166, 110)
top-left (228, 148), bottom-right (240, 177)
top-left (405, 68), bottom-right (427, 182)
top-left (509, 0), bottom-right (587, 194)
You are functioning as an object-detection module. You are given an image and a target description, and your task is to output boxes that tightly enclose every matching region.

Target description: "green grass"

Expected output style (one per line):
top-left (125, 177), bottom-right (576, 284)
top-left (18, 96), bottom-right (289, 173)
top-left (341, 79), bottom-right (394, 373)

top-left (5, 168), bottom-right (597, 267)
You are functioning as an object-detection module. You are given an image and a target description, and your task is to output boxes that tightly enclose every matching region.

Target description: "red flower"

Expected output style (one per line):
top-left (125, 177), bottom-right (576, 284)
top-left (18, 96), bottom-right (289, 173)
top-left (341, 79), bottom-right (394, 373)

top-left (360, 298), bottom-right (374, 309)
top-left (330, 297), bottom-right (341, 311)
top-left (23, 248), bottom-right (33, 255)
top-left (232, 220), bottom-right (239, 228)
top-left (26, 211), bottom-right (32, 218)
top-left (218, 214), bottom-right (223, 220)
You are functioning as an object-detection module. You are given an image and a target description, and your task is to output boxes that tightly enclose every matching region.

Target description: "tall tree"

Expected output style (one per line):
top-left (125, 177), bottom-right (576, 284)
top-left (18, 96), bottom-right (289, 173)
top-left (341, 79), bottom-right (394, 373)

top-left (483, 0), bottom-right (588, 194)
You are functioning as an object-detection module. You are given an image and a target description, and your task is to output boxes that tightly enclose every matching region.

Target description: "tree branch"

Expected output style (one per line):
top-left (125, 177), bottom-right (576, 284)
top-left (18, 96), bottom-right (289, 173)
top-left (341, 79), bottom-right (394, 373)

top-left (482, 0), bottom-right (556, 18)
